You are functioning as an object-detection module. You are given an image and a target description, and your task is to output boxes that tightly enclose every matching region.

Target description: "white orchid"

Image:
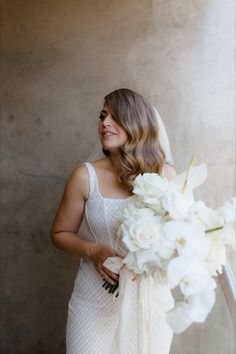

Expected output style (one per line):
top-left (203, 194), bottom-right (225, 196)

top-left (163, 220), bottom-right (210, 258)
top-left (167, 256), bottom-right (212, 296)
top-left (165, 301), bottom-right (194, 334)
top-left (166, 283), bottom-right (216, 333)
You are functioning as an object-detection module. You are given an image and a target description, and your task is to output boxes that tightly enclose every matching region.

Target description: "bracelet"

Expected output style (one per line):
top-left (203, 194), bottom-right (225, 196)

top-left (88, 243), bottom-right (98, 259)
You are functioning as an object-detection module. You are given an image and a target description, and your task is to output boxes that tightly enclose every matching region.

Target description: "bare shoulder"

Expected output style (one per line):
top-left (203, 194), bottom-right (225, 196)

top-left (66, 164), bottom-right (89, 200)
top-left (91, 157), bottom-right (110, 170)
top-left (164, 163), bottom-right (177, 181)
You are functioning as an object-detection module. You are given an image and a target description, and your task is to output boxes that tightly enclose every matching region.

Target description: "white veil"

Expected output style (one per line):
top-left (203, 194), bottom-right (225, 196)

top-left (87, 106), bottom-right (174, 167)
top-left (153, 106), bottom-right (174, 166)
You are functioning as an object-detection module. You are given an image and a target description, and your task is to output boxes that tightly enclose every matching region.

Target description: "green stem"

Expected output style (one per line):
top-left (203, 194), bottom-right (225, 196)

top-left (182, 154), bottom-right (196, 193)
top-left (205, 225), bottom-right (223, 233)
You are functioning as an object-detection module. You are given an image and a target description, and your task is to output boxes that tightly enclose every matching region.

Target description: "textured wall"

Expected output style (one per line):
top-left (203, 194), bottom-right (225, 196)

top-left (1, 0), bottom-right (235, 353)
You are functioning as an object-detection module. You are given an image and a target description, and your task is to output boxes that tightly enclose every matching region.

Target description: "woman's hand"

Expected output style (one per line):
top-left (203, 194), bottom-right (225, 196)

top-left (90, 244), bottom-right (122, 285)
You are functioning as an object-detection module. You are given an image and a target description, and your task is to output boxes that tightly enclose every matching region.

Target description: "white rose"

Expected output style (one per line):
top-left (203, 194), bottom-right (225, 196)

top-left (133, 173), bottom-right (169, 208)
top-left (162, 189), bottom-right (194, 220)
top-left (118, 207), bottom-right (163, 252)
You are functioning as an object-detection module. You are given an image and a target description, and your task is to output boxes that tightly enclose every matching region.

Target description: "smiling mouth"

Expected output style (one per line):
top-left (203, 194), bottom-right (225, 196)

top-left (102, 131), bottom-right (117, 136)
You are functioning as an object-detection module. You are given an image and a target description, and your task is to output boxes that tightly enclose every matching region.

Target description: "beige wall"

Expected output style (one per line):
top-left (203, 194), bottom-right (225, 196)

top-left (1, 0), bottom-right (235, 353)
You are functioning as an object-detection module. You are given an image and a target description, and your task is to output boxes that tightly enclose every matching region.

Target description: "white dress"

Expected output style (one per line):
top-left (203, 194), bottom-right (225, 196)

top-left (66, 162), bottom-right (175, 354)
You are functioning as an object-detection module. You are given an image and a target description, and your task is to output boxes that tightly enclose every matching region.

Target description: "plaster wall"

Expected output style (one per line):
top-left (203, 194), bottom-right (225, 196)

top-left (1, 0), bottom-right (235, 353)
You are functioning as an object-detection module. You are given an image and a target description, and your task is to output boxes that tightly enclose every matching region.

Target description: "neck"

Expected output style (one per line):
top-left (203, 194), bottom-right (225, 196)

top-left (107, 151), bottom-right (122, 171)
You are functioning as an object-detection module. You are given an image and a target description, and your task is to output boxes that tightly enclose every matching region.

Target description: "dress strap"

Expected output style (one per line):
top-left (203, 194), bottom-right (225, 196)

top-left (82, 162), bottom-right (100, 200)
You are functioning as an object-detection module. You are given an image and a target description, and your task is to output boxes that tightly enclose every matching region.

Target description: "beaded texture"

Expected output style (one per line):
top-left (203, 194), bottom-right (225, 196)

top-left (66, 162), bottom-right (174, 354)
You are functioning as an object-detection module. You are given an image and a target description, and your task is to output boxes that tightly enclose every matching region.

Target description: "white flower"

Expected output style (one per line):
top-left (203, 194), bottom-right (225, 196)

top-left (122, 195), bottom-right (145, 217)
top-left (191, 200), bottom-right (224, 229)
top-left (156, 236), bottom-right (176, 260)
top-left (166, 283), bottom-right (216, 333)
top-left (220, 197), bottom-right (236, 223)
top-left (162, 187), bottom-right (195, 220)
top-left (218, 197), bottom-right (236, 249)
top-left (205, 232), bottom-right (226, 275)
top-left (118, 207), bottom-right (163, 252)
top-left (123, 250), bottom-right (161, 274)
top-left (163, 220), bottom-right (210, 258)
top-left (165, 301), bottom-right (193, 334)
top-left (175, 163), bottom-right (208, 192)
top-left (167, 256), bottom-right (211, 296)
top-left (185, 281), bottom-right (216, 322)
top-left (133, 173), bottom-right (169, 212)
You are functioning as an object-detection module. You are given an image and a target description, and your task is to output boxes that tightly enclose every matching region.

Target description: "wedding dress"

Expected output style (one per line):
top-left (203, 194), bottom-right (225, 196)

top-left (66, 162), bottom-right (175, 354)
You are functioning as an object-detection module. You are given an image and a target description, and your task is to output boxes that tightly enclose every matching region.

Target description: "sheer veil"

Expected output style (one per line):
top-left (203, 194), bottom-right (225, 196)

top-left (86, 106), bottom-right (174, 167)
top-left (152, 106), bottom-right (174, 166)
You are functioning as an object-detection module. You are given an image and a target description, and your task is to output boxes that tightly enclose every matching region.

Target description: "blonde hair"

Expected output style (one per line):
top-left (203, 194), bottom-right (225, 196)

top-left (104, 88), bottom-right (166, 191)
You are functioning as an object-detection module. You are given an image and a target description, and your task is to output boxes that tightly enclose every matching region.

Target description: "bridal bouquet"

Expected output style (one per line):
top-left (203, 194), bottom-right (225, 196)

top-left (103, 155), bottom-right (235, 337)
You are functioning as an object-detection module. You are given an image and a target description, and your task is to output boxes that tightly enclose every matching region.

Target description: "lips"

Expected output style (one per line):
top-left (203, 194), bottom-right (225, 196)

top-left (102, 129), bottom-right (117, 136)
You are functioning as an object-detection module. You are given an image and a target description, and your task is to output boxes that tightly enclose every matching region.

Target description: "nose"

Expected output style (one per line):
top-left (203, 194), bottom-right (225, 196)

top-left (101, 114), bottom-right (112, 126)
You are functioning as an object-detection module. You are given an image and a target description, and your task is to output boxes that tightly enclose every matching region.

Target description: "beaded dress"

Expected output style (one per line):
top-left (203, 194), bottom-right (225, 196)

top-left (66, 162), bottom-right (174, 354)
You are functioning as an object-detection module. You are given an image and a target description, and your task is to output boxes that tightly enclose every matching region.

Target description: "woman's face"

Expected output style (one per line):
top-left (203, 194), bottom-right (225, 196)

top-left (98, 104), bottom-right (128, 153)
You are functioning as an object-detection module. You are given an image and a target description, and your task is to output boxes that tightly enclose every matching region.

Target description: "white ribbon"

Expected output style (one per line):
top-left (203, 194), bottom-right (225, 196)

top-left (103, 257), bottom-right (155, 354)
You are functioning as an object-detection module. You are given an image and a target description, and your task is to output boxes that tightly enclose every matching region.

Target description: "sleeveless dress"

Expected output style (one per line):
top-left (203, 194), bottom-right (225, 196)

top-left (66, 162), bottom-right (175, 354)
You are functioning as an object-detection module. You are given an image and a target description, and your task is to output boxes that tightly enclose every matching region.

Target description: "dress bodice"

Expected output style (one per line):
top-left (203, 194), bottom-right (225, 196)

top-left (72, 162), bottom-right (130, 305)
top-left (78, 162), bottom-right (130, 257)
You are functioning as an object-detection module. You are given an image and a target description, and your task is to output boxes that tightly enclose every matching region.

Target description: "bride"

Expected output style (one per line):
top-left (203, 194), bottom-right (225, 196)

top-left (50, 88), bottom-right (177, 354)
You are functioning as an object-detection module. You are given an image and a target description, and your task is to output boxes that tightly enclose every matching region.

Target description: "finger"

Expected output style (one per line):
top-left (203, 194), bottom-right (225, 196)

top-left (99, 268), bottom-right (116, 285)
top-left (102, 266), bottom-right (119, 281)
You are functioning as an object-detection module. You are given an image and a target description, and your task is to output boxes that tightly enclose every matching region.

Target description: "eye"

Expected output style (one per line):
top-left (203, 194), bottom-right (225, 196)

top-left (98, 110), bottom-right (107, 120)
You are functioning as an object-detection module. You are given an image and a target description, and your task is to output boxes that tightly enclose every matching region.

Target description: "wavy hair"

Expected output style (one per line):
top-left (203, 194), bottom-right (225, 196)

top-left (103, 88), bottom-right (166, 191)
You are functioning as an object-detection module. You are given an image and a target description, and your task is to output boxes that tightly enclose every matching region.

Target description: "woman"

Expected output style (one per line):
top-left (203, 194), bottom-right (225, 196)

top-left (50, 88), bottom-right (177, 354)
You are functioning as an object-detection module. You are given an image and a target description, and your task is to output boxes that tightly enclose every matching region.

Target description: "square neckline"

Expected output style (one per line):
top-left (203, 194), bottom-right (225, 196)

top-left (88, 162), bottom-right (133, 201)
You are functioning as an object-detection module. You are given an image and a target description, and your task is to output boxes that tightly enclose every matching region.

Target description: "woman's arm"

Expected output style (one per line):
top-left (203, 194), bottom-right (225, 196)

top-left (50, 165), bottom-right (95, 259)
top-left (50, 164), bottom-right (120, 284)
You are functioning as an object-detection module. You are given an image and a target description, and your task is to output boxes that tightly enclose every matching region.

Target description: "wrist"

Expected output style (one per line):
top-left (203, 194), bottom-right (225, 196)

top-left (87, 242), bottom-right (99, 260)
